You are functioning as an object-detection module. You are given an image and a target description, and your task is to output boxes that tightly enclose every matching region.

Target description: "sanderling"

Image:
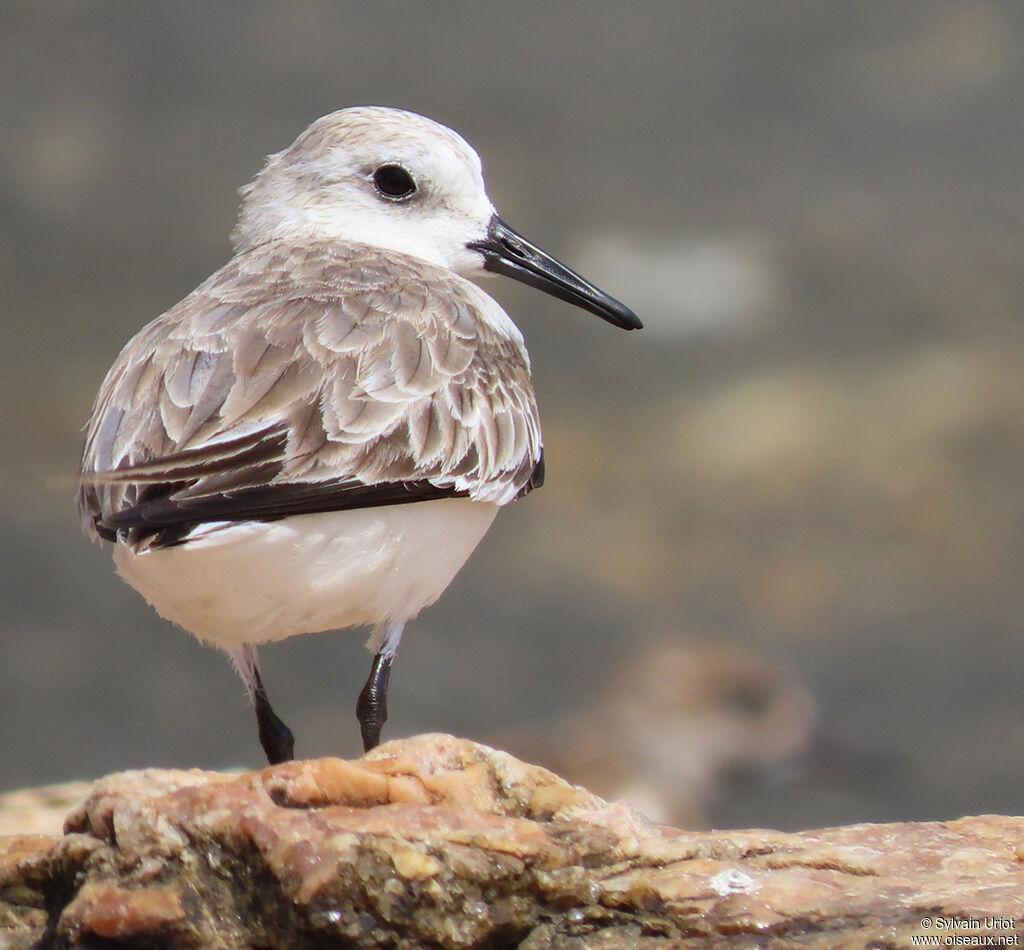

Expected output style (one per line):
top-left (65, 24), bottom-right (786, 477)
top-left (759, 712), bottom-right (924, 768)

top-left (78, 106), bottom-right (640, 763)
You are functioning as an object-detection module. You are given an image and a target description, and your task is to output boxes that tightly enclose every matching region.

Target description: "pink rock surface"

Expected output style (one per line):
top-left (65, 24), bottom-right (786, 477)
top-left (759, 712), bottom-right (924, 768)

top-left (1, 734), bottom-right (1022, 948)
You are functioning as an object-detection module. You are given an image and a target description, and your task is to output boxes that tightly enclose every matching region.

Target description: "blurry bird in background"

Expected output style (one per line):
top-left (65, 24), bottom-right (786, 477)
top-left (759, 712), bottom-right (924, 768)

top-left (498, 638), bottom-right (818, 828)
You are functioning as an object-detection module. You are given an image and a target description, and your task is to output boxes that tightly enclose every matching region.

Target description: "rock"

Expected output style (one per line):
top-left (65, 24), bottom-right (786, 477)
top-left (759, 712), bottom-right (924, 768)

top-left (1, 734), bottom-right (1022, 948)
top-left (0, 783), bottom-right (94, 838)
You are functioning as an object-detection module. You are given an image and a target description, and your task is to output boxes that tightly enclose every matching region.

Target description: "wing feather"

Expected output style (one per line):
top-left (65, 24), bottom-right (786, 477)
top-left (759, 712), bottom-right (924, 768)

top-left (78, 239), bottom-right (542, 548)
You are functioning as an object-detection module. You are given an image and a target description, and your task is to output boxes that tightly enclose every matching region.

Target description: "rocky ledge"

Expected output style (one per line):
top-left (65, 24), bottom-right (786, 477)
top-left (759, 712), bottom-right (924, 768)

top-left (1, 734), bottom-right (1022, 949)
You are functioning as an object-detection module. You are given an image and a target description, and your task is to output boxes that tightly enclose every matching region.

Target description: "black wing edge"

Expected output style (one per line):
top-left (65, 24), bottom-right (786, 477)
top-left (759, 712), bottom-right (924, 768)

top-left (95, 479), bottom-right (474, 548)
top-left (517, 451), bottom-right (544, 498)
top-left (94, 449), bottom-right (545, 549)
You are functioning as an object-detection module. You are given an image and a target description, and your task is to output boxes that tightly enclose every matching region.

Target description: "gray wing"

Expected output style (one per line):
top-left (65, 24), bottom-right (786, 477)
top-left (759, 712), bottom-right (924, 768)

top-left (78, 240), bottom-right (543, 548)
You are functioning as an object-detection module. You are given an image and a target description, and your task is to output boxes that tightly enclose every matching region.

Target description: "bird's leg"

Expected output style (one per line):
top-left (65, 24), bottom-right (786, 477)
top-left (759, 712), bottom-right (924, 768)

top-left (252, 667), bottom-right (296, 765)
top-left (357, 652), bottom-right (393, 752)
top-left (228, 644), bottom-right (295, 765)
top-left (357, 621), bottom-right (405, 753)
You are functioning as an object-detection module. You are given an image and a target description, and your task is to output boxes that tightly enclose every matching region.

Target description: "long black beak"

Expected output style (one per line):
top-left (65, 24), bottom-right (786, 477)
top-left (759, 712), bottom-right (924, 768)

top-left (468, 215), bottom-right (642, 330)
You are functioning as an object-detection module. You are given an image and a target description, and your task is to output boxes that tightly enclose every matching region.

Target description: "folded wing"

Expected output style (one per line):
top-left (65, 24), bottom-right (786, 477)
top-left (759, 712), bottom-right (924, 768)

top-left (78, 240), bottom-right (543, 549)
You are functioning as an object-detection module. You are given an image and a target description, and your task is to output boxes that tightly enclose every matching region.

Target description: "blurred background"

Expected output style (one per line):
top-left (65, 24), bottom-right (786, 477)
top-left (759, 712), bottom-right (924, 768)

top-left (2, 2), bottom-right (1023, 831)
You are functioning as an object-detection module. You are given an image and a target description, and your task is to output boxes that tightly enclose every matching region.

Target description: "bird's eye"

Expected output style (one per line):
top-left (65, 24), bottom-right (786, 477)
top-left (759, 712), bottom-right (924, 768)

top-left (372, 164), bottom-right (417, 200)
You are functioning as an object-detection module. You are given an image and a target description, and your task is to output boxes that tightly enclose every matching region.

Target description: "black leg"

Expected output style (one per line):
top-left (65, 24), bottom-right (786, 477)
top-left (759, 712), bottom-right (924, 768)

top-left (252, 666), bottom-right (295, 765)
top-left (356, 650), bottom-right (394, 753)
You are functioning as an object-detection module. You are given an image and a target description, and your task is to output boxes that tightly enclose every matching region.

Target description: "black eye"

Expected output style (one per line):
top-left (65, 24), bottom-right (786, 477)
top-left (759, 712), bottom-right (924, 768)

top-left (372, 164), bottom-right (417, 200)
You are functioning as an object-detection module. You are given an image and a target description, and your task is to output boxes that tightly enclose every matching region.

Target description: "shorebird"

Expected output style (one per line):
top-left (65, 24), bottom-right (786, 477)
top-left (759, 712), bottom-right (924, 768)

top-left (77, 106), bottom-right (641, 764)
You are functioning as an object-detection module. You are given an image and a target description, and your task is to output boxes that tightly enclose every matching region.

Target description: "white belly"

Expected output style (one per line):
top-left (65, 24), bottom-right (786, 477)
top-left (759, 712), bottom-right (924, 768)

top-left (112, 498), bottom-right (500, 647)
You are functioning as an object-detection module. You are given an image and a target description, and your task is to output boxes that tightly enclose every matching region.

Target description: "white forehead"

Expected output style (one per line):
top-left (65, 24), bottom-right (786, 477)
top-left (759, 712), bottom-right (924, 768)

top-left (232, 107), bottom-right (499, 273)
top-left (281, 106), bottom-right (485, 189)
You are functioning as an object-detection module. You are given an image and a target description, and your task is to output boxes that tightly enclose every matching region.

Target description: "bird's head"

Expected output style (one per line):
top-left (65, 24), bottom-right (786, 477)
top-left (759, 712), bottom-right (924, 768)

top-left (233, 106), bottom-right (641, 330)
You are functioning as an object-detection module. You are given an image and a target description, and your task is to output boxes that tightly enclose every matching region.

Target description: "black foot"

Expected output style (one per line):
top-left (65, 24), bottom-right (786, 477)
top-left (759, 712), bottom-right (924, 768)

top-left (356, 650), bottom-right (394, 753)
top-left (252, 668), bottom-right (295, 764)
